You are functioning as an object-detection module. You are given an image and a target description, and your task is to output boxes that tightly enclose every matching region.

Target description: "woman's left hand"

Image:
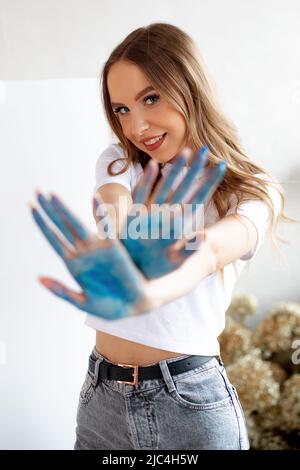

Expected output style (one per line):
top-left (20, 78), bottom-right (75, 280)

top-left (120, 146), bottom-right (226, 279)
top-left (30, 192), bottom-right (151, 320)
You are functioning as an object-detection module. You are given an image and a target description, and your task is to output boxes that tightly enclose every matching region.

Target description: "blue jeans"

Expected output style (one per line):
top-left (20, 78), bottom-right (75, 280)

top-left (74, 347), bottom-right (249, 450)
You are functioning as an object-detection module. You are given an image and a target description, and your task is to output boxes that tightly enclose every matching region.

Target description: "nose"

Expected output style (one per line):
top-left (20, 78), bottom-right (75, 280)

top-left (130, 110), bottom-right (149, 140)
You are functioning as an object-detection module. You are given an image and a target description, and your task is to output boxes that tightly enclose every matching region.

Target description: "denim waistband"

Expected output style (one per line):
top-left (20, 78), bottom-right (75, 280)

top-left (91, 346), bottom-right (193, 367)
top-left (88, 346), bottom-right (220, 393)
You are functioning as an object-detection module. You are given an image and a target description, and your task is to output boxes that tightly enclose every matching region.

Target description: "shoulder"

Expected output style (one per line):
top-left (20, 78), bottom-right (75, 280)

top-left (96, 143), bottom-right (126, 168)
top-left (97, 143), bottom-right (142, 171)
top-left (94, 143), bottom-right (143, 193)
top-left (227, 172), bottom-right (282, 219)
top-left (204, 171), bottom-right (283, 241)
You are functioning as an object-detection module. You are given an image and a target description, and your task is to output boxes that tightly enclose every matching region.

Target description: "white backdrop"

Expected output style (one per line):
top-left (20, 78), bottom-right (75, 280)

top-left (0, 0), bottom-right (299, 449)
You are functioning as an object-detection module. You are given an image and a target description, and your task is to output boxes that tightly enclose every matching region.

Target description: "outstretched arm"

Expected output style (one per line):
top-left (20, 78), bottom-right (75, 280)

top-left (95, 146), bottom-right (227, 279)
top-left (148, 213), bottom-right (258, 308)
top-left (29, 190), bottom-right (256, 319)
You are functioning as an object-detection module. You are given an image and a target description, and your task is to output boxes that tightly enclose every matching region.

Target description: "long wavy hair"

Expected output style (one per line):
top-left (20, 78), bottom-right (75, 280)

top-left (100, 22), bottom-right (295, 270)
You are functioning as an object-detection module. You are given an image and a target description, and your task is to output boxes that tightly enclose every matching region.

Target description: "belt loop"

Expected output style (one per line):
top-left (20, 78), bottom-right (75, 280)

top-left (91, 356), bottom-right (104, 387)
top-left (158, 359), bottom-right (176, 394)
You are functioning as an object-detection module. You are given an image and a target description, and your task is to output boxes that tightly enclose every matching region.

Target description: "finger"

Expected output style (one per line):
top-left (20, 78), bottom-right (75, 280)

top-left (152, 149), bottom-right (190, 205)
top-left (30, 205), bottom-right (74, 259)
top-left (187, 161), bottom-right (227, 212)
top-left (132, 159), bottom-right (159, 205)
top-left (171, 146), bottom-right (209, 204)
top-left (36, 191), bottom-right (78, 246)
top-left (38, 276), bottom-right (86, 308)
top-left (50, 193), bottom-right (91, 242)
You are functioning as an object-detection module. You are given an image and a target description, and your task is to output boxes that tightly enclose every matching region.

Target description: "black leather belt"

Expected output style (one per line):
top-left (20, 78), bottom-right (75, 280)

top-left (88, 354), bottom-right (216, 386)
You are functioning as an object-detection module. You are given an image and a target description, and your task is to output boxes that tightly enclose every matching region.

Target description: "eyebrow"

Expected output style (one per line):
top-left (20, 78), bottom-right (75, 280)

top-left (111, 86), bottom-right (155, 107)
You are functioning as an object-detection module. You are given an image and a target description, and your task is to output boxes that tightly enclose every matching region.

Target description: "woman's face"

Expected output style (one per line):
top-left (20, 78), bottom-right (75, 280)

top-left (107, 60), bottom-right (195, 164)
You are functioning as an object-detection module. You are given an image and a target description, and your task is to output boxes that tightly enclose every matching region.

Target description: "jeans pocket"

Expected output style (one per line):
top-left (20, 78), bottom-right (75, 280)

top-left (169, 364), bottom-right (232, 410)
top-left (79, 370), bottom-right (96, 406)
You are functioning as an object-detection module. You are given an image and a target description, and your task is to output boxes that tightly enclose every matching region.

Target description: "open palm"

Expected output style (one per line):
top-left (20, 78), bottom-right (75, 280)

top-left (30, 192), bottom-right (146, 319)
top-left (119, 146), bottom-right (226, 279)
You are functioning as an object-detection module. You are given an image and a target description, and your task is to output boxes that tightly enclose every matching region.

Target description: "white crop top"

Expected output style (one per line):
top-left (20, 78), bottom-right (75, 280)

top-left (85, 144), bottom-right (282, 355)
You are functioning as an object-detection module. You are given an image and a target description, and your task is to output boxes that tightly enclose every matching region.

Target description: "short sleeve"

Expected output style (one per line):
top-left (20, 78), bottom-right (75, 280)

top-left (227, 175), bottom-right (282, 261)
top-left (94, 144), bottom-right (132, 193)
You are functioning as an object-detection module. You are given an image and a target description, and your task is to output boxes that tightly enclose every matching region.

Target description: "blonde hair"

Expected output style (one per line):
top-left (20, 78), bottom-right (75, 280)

top-left (100, 22), bottom-right (296, 274)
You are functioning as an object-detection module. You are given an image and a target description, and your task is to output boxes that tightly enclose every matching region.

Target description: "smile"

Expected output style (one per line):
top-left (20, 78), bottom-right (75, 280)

top-left (143, 133), bottom-right (167, 151)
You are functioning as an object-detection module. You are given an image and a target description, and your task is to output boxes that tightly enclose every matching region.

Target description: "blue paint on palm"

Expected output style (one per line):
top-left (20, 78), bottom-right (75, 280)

top-left (121, 146), bottom-right (226, 279)
top-left (64, 247), bottom-right (143, 319)
top-left (123, 210), bottom-right (185, 277)
top-left (30, 194), bottom-right (144, 320)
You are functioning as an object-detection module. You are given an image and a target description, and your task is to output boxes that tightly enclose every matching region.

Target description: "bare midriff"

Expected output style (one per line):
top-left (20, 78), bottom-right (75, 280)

top-left (95, 331), bottom-right (183, 367)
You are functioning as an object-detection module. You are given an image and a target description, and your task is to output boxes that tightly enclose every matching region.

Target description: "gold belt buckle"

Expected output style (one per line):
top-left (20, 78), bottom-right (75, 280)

top-left (117, 363), bottom-right (139, 386)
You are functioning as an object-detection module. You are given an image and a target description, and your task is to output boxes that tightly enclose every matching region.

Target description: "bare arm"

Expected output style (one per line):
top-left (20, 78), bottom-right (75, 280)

top-left (147, 214), bottom-right (257, 308)
top-left (94, 184), bottom-right (257, 310)
top-left (31, 182), bottom-right (256, 318)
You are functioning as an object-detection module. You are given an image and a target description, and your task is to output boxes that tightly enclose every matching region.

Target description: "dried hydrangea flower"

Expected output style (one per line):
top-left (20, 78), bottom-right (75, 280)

top-left (269, 362), bottom-right (289, 386)
top-left (252, 302), bottom-right (300, 368)
top-left (226, 292), bottom-right (258, 324)
top-left (226, 349), bottom-right (280, 413)
top-left (244, 412), bottom-right (261, 449)
top-left (255, 404), bottom-right (283, 431)
top-left (253, 302), bottom-right (300, 353)
top-left (280, 374), bottom-right (300, 431)
top-left (256, 430), bottom-right (291, 450)
top-left (219, 317), bottom-right (252, 365)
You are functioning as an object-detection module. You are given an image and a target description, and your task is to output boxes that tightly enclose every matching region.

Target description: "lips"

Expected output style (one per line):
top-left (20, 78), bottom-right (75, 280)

top-left (143, 133), bottom-right (167, 151)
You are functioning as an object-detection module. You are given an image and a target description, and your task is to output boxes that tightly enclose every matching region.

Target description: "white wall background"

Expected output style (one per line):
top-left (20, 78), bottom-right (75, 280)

top-left (0, 0), bottom-right (299, 449)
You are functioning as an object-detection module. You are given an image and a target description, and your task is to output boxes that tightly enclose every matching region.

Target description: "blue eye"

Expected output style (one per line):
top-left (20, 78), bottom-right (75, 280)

top-left (144, 94), bottom-right (160, 105)
top-left (113, 94), bottom-right (160, 115)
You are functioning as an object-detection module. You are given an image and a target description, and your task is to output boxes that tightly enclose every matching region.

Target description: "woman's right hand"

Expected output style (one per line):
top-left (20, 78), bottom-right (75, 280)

top-left (30, 192), bottom-right (152, 320)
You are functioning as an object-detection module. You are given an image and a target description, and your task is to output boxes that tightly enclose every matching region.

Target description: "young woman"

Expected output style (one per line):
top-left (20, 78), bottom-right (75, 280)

top-left (31, 23), bottom-right (289, 450)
